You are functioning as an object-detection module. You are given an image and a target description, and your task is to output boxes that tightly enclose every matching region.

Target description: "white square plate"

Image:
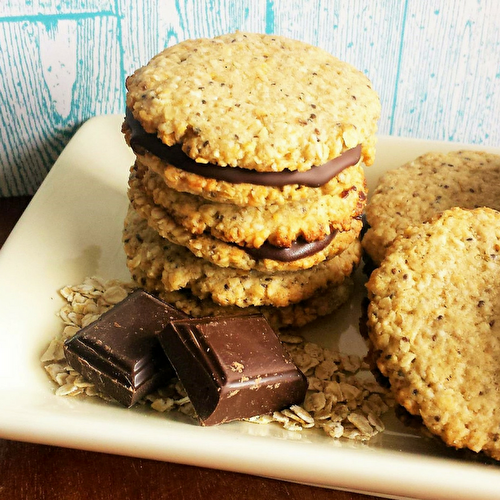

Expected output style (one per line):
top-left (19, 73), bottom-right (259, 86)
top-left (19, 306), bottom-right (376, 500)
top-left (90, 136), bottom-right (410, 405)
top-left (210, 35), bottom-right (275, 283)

top-left (1, 115), bottom-right (499, 500)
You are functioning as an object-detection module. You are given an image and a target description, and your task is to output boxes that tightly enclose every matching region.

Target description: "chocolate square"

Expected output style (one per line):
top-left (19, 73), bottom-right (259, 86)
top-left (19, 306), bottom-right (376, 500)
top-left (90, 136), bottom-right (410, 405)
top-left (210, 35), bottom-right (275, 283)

top-left (159, 315), bottom-right (307, 425)
top-left (64, 289), bottom-right (187, 407)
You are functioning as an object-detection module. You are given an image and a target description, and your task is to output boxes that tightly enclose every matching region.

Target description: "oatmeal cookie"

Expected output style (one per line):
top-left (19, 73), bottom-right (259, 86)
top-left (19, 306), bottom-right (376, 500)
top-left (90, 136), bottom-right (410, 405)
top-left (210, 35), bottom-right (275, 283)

top-left (130, 265), bottom-right (354, 330)
top-left (123, 207), bottom-right (360, 308)
top-left (131, 148), bottom-right (366, 207)
top-left (366, 207), bottom-right (500, 460)
top-left (363, 150), bottom-right (500, 265)
top-left (125, 32), bottom-right (380, 172)
top-left (134, 161), bottom-right (366, 247)
top-left (128, 171), bottom-right (363, 272)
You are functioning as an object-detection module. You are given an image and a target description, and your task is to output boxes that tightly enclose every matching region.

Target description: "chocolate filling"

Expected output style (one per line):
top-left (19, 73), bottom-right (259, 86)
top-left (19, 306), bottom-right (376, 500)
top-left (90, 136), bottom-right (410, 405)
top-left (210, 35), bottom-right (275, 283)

top-left (125, 110), bottom-right (350, 261)
top-left (125, 108), bottom-right (361, 187)
top-left (243, 230), bottom-right (337, 262)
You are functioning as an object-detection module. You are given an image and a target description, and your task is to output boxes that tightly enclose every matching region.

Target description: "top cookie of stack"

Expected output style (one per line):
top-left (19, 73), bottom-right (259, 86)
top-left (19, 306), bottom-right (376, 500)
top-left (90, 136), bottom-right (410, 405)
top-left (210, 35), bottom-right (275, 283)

top-left (122, 32), bottom-right (380, 327)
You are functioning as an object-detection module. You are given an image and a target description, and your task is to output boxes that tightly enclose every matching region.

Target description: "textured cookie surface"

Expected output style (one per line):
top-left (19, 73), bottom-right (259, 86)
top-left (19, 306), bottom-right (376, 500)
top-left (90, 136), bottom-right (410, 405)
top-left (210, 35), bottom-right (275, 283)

top-left (123, 207), bottom-right (360, 308)
top-left (134, 161), bottom-right (366, 248)
top-left (363, 150), bottom-right (500, 265)
top-left (130, 264), bottom-right (354, 330)
top-left (131, 140), bottom-right (367, 207)
top-left (366, 207), bottom-right (500, 460)
top-left (128, 166), bottom-right (363, 272)
top-left (126, 32), bottom-right (380, 172)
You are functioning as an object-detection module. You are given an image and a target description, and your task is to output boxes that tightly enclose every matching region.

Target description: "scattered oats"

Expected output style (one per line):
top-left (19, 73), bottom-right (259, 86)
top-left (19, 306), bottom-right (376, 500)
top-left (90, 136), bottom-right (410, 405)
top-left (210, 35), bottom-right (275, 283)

top-left (44, 363), bottom-right (66, 383)
top-left (272, 411), bottom-right (290, 424)
top-left (367, 393), bottom-right (390, 413)
top-left (322, 421), bottom-right (345, 439)
top-left (151, 397), bottom-right (175, 413)
top-left (43, 277), bottom-right (136, 404)
top-left (340, 382), bottom-right (362, 402)
top-left (251, 339), bottom-right (393, 440)
top-left (85, 385), bottom-right (100, 397)
top-left (102, 285), bottom-right (129, 305)
top-left (281, 408), bottom-right (304, 423)
top-left (174, 396), bottom-right (191, 407)
top-left (55, 371), bottom-right (70, 386)
top-left (289, 405), bottom-right (315, 425)
top-left (177, 402), bottom-right (196, 417)
top-left (59, 286), bottom-right (74, 300)
top-left (81, 313), bottom-right (101, 328)
top-left (245, 414), bottom-right (274, 424)
top-left (65, 373), bottom-right (78, 386)
top-left (360, 359), bottom-right (371, 370)
top-left (283, 420), bottom-right (303, 432)
top-left (314, 398), bottom-right (335, 420)
top-left (279, 334), bottom-right (305, 344)
top-left (323, 348), bottom-right (341, 363)
top-left (363, 380), bottom-right (390, 394)
top-left (304, 342), bottom-right (324, 359)
top-left (332, 403), bottom-right (350, 421)
top-left (347, 412), bottom-right (374, 436)
top-left (324, 380), bottom-right (343, 401)
top-left (367, 413), bottom-right (385, 432)
top-left (44, 276), bottom-right (393, 441)
top-left (174, 380), bottom-right (188, 398)
top-left (346, 398), bottom-right (358, 411)
top-left (55, 383), bottom-right (82, 397)
top-left (292, 352), bottom-right (320, 373)
top-left (304, 391), bottom-right (326, 413)
top-left (342, 426), bottom-right (363, 440)
top-left (67, 311), bottom-right (83, 327)
top-left (340, 354), bottom-right (362, 372)
top-left (62, 325), bottom-right (80, 339)
top-left (74, 375), bottom-right (94, 388)
top-left (314, 358), bottom-right (338, 380)
top-left (307, 376), bottom-right (323, 392)
top-left (40, 338), bottom-right (65, 362)
top-left (57, 308), bottom-right (71, 325)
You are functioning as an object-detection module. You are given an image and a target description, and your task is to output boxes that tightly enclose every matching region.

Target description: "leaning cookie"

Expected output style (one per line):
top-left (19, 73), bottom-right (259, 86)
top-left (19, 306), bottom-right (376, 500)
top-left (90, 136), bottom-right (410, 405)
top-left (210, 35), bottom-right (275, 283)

top-left (134, 161), bottom-right (367, 247)
top-left (366, 207), bottom-right (500, 460)
top-left (123, 207), bottom-right (360, 308)
top-left (363, 150), bottom-right (500, 265)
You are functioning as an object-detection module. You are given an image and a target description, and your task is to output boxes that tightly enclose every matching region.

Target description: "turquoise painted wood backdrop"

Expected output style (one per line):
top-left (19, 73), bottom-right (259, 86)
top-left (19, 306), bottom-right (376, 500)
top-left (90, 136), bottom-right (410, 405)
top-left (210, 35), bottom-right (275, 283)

top-left (0, 0), bottom-right (499, 196)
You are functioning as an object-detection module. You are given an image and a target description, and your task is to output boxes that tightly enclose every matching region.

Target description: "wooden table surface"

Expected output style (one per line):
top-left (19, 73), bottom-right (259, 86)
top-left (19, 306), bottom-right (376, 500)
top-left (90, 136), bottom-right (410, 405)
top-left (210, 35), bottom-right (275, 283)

top-left (0, 196), bottom-right (382, 500)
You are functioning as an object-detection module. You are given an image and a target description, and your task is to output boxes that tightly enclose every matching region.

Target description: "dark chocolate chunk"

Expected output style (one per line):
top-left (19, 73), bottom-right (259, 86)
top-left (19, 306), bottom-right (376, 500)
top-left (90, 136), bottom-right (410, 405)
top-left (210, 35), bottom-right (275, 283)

top-left (64, 289), bottom-right (187, 407)
top-left (158, 315), bottom-right (308, 426)
top-left (125, 108), bottom-right (361, 187)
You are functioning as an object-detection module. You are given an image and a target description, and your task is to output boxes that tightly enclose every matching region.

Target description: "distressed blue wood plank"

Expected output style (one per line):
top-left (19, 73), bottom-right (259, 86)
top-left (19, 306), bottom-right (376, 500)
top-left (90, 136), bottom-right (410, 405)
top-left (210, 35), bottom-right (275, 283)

top-left (117, 0), bottom-right (162, 82)
top-left (392, 0), bottom-right (500, 146)
top-left (156, 0), bottom-right (267, 47)
top-left (0, 15), bottom-right (122, 196)
top-left (0, 1), bottom-right (114, 17)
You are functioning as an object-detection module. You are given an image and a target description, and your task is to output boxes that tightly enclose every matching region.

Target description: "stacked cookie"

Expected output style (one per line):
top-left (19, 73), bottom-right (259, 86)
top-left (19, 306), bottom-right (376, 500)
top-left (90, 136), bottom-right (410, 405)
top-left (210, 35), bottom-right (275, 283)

top-left (121, 32), bottom-right (381, 328)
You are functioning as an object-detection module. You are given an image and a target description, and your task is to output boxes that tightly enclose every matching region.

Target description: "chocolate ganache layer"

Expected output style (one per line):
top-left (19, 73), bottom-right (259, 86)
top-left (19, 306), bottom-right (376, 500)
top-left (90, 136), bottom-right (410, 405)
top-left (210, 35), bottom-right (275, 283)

top-left (243, 229), bottom-right (337, 262)
top-left (125, 108), bottom-right (362, 187)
